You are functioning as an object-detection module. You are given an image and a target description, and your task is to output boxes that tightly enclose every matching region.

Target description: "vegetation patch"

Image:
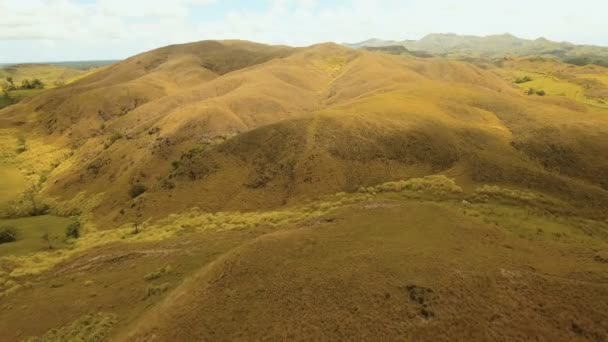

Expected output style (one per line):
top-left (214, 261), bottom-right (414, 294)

top-left (0, 226), bottom-right (19, 244)
top-left (359, 175), bottom-right (463, 196)
top-left (146, 283), bottom-right (171, 298)
top-left (23, 312), bottom-right (117, 342)
top-left (514, 75), bottom-right (532, 83)
top-left (129, 184), bottom-right (148, 199)
top-left (0, 216), bottom-right (73, 257)
top-left (144, 265), bottom-right (172, 281)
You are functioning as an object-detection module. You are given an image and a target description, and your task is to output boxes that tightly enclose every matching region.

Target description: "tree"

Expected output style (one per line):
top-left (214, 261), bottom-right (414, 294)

top-left (41, 230), bottom-right (55, 249)
top-left (2, 77), bottom-right (16, 91)
top-left (20, 79), bottom-right (32, 90)
top-left (31, 78), bottom-right (45, 89)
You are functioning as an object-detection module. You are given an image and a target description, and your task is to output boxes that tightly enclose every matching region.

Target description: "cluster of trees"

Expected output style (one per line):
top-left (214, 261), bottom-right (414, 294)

top-left (1, 77), bottom-right (45, 91)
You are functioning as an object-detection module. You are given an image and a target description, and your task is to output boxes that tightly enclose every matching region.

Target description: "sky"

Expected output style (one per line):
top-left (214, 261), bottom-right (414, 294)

top-left (1, 0), bottom-right (607, 63)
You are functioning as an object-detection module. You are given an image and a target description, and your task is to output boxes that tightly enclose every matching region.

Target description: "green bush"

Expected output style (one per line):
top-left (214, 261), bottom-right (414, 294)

top-left (129, 184), bottom-right (148, 198)
top-left (535, 89), bottom-right (546, 96)
top-left (0, 226), bottom-right (18, 244)
top-left (65, 221), bottom-right (81, 239)
top-left (515, 76), bottom-right (532, 84)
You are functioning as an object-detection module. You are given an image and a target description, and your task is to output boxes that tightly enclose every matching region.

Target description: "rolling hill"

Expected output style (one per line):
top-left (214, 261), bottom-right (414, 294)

top-left (1, 39), bottom-right (607, 341)
top-left (0, 62), bottom-right (116, 110)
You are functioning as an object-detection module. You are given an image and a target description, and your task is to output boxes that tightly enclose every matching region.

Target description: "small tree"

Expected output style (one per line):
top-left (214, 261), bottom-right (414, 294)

top-left (65, 221), bottom-right (81, 239)
top-left (41, 230), bottom-right (54, 249)
top-left (5, 77), bottom-right (16, 90)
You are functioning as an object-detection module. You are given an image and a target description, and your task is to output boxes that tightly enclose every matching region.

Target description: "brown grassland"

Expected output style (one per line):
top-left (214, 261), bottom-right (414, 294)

top-left (0, 40), bottom-right (607, 341)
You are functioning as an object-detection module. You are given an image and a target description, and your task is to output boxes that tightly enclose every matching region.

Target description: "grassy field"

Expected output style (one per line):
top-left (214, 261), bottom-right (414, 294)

top-left (0, 164), bottom-right (26, 207)
top-left (0, 215), bottom-right (73, 257)
top-left (0, 180), bottom-right (605, 341)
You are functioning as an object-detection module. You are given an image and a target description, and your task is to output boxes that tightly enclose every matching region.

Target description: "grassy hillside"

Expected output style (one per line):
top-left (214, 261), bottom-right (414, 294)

top-left (0, 40), bottom-right (607, 341)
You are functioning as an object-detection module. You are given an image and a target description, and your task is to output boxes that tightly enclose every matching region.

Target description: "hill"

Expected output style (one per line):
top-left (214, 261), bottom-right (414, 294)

top-left (0, 62), bottom-right (115, 110)
top-left (346, 33), bottom-right (608, 67)
top-left (0, 39), bottom-right (607, 341)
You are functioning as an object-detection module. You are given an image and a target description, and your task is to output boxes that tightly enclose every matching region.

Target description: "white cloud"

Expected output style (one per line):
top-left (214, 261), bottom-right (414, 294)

top-left (0, 0), bottom-right (607, 62)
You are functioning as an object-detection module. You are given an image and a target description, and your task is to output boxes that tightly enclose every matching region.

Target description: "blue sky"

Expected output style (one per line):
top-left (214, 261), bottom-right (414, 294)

top-left (1, 0), bottom-right (607, 63)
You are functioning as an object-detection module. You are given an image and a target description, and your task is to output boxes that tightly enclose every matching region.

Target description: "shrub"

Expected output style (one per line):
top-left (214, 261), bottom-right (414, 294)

top-left (144, 265), bottom-right (172, 281)
top-left (0, 226), bottom-right (18, 244)
top-left (146, 283), bottom-right (170, 298)
top-left (535, 89), bottom-right (546, 96)
top-left (15, 135), bottom-right (27, 153)
top-left (66, 221), bottom-right (81, 239)
top-left (514, 76), bottom-right (532, 84)
top-left (129, 183), bottom-right (148, 198)
top-left (109, 131), bottom-right (123, 142)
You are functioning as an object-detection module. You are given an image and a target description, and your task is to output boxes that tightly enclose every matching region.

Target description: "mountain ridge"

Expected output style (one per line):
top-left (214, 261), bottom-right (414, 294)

top-left (345, 33), bottom-right (608, 67)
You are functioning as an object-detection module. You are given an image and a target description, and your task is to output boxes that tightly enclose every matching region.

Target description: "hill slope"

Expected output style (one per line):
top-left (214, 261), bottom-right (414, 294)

top-left (1, 40), bottom-right (607, 228)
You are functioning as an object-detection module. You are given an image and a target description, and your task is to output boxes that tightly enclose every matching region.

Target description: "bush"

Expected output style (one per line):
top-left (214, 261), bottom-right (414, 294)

top-left (146, 283), bottom-right (170, 297)
top-left (65, 221), bottom-right (81, 239)
top-left (515, 76), bottom-right (532, 84)
top-left (144, 265), bottom-right (172, 281)
top-left (129, 184), bottom-right (148, 198)
top-left (526, 88), bottom-right (546, 96)
top-left (0, 226), bottom-right (18, 244)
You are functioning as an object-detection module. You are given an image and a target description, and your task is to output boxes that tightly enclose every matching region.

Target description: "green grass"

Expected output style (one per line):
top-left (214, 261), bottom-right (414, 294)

top-left (0, 215), bottom-right (74, 257)
top-left (0, 164), bottom-right (26, 208)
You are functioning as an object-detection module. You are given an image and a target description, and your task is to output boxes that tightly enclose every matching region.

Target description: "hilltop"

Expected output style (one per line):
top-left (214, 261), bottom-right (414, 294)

top-left (0, 39), bottom-right (607, 341)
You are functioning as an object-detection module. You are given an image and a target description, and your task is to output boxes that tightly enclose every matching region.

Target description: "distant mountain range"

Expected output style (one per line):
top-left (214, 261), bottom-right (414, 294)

top-left (345, 33), bottom-right (608, 67)
top-left (0, 60), bottom-right (119, 70)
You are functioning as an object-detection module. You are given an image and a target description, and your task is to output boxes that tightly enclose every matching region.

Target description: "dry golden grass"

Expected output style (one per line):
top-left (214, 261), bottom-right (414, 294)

top-left (0, 40), bottom-right (608, 341)
top-left (0, 40), bottom-right (606, 232)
